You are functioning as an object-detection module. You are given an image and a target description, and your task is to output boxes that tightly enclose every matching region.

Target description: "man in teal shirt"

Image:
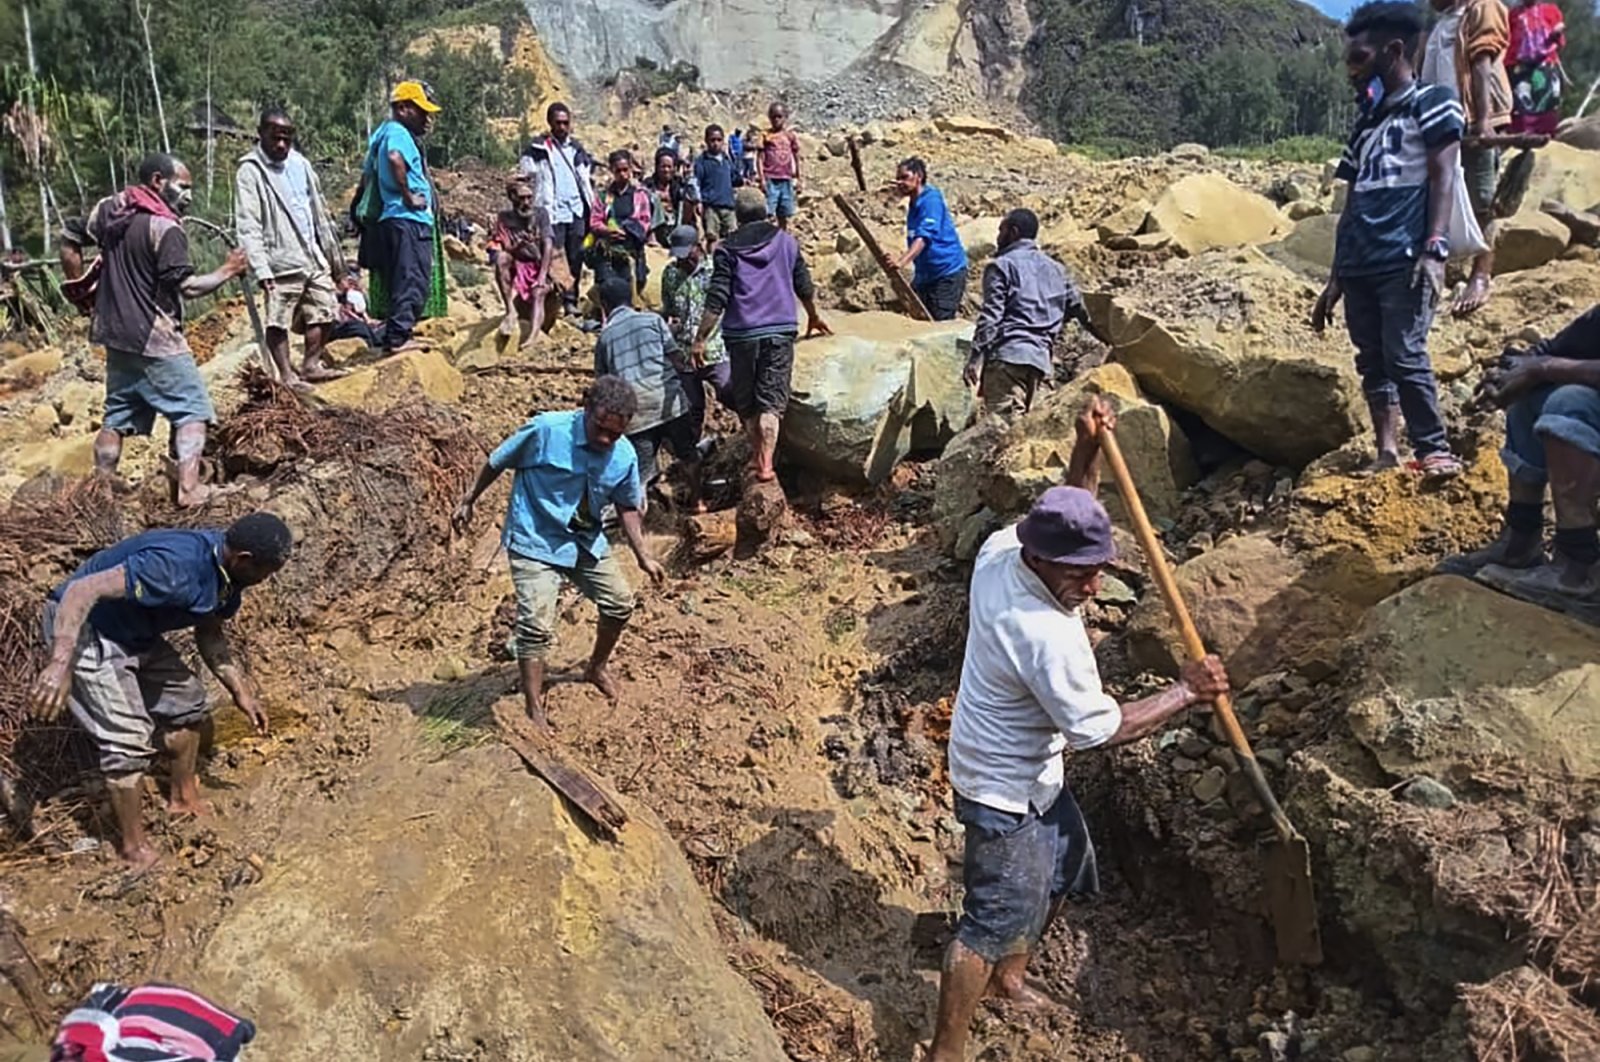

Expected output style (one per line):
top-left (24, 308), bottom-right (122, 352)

top-left (362, 80), bottom-right (438, 355)
top-left (452, 375), bottom-right (666, 734)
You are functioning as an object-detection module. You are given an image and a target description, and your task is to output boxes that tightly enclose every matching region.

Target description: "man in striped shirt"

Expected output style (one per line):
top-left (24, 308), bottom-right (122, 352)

top-left (1313, 1), bottom-right (1465, 480)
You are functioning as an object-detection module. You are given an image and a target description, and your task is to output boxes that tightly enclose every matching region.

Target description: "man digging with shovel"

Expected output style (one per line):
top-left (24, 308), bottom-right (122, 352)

top-left (925, 398), bottom-right (1231, 1061)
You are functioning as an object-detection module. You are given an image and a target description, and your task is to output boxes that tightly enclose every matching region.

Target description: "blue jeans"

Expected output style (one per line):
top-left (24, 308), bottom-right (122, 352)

top-left (1503, 383), bottom-right (1600, 485)
top-left (953, 791), bottom-right (1099, 963)
top-left (1341, 268), bottom-right (1449, 458)
top-left (765, 178), bottom-right (796, 219)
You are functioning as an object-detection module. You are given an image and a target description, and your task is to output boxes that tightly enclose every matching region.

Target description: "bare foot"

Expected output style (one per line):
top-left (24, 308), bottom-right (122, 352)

top-left (166, 795), bottom-right (212, 818)
top-left (498, 310), bottom-right (517, 337)
top-left (526, 707), bottom-right (555, 737)
top-left (301, 361), bottom-right (348, 382)
top-left (585, 664), bottom-right (621, 702)
top-left (177, 481), bottom-right (244, 509)
top-left (117, 843), bottom-right (161, 873)
top-left (385, 339), bottom-right (430, 356)
top-left (1357, 451), bottom-right (1401, 477)
top-left (986, 976), bottom-right (1060, 1011)
top-left (1453, 274), bottom-right (1492, 317)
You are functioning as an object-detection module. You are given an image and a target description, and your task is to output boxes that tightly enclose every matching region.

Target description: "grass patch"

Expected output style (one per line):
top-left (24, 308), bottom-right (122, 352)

top-left (1215, 135), bottom-right (1345, 165)
top-left (419, 687), bottom-right (495, 756)
top-left (449, 262), bottom-right (487, 289)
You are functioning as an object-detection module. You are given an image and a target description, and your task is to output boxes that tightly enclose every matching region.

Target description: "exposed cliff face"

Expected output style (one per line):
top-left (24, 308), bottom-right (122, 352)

top-left (522, 0), bottom-right (912, 90)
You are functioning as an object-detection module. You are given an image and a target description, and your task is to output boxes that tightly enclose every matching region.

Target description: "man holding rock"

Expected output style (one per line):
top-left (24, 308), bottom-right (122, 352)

top-left (235, 106), bottom-right (346, 387)
top-left (693, 187), bottom-right (830, 483)
top-left (59, 152), bottom-right (249, 508)
top-left (29, 512), bottom-right (292, 869)
top-left (452, 376), bottom-right (666, 734)
top-left (1444, 305), bottom-right (1600, 609)
top-left (927, 398), bottom-right (1230, 1062)
top-left (894, 157), bottom-right (969, 321)
top-left (964, 208), bottom-right (1096, 415)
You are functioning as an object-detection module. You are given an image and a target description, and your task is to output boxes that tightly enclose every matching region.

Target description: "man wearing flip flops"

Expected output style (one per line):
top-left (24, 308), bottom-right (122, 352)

top-left (926, 398), bottom-right (1231, 1061)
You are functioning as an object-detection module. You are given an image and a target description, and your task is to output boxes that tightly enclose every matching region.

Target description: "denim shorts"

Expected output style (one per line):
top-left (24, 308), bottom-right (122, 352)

top-left (103, 349), bottom-right (215, 436)
top-left (765, 179), bottom-right (796, 219)
top-left (954, 790), bottom-right (1099, 963)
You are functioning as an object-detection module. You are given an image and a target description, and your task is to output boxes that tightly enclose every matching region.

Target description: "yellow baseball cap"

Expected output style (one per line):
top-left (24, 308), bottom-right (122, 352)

top-left (391, 80), bottom-right (441, 113)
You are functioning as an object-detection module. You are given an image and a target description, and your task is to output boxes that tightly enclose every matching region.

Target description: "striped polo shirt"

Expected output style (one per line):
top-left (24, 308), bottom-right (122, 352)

top-left (1334, 81), bottom-right (1465, 278)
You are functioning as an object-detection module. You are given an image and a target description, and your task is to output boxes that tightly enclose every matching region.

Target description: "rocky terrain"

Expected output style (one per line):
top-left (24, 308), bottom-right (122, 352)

top-left (3, 104), bottom-right (1600, 1062)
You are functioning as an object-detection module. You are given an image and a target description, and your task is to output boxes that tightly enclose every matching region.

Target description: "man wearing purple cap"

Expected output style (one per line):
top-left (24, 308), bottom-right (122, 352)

top-left (927, 398), bottom-right (1231, 1061)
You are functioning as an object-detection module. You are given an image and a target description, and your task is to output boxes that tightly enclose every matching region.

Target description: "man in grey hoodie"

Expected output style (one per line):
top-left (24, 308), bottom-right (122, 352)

top-left (235, 106), bottom-right (346, 388)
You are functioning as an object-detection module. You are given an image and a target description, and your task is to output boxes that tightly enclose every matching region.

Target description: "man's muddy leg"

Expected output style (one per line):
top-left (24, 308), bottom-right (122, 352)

top-left (162, 724), bottom-right (208, 816)
top-left (585, 617), bottom-right (625, 701)
top-left (173, 421), bottom-right (210, 508)
top-left (93, 429), bottom-right (123, 475)
top-left (265, 325), bottom-right (304, 387)
top-left (517, 656), bottom-right (551, 734)
top-left (495, 256), bottom-right (518, 336)
top-left (754, 412), bottom-right (780, 482)
top-left (927, 939), bottom-right (994, 1062)
top-left (106, 772), bottom-right (158, 870)
top-left (301, 321), bottom-right (344, 381)
top-left (1544, 436), bottom-right (1600, 586)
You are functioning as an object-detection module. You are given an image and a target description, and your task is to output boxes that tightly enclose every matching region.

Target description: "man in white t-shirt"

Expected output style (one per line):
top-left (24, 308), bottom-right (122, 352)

top-left (926, 398), bottom-right (1231, 1062)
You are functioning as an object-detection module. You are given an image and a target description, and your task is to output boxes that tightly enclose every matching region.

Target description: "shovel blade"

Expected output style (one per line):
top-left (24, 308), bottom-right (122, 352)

top-left (1263, 836), bottom-right (1323, 965)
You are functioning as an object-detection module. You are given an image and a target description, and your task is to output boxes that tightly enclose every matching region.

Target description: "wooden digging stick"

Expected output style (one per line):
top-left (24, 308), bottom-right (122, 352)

top-left (832, 193), bottom-right (931, 321)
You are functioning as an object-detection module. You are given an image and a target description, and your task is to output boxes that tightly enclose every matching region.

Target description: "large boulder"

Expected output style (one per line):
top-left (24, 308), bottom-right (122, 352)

top-left (1492, 210), bottom-right (1570, 274)
top-left (934, 363), bottom-right (1196, 549)
top-left (1521, 141), bottom-right (1600, 212)
top-left (782, 312), bottom-right (974, 484)
top-left (194, 738), bottom-right (785, 1060)
top-left (1142, 173), bottom-right (1289, 256)
top-left (957, 215), bottom-right (1004, 262)
top-left (1346, 576), bottom-right (1600, 784)
top-left (1265, 212), bottom-right (1340, 276)
top-left (1123, 533), bottom-right (1364, 684)
top-left (933, 114), bottom-right (1012, 140)
top-left (315, 349), bottom-right (464, 411)
top-left (1083, 257), bottom-right (1365, 466)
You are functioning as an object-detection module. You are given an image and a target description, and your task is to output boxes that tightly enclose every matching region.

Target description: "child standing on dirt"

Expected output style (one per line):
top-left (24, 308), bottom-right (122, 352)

top-left (756, 103), bottom-right (802, 230)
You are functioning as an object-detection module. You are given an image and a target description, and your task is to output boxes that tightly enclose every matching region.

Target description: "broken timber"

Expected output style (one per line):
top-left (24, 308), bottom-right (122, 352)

top-left (832, 193), bottom-right (932, 321)
top-left (494, 702), bottom-right (629, 840)
top-left (847, 135), bottom-right (867, 192)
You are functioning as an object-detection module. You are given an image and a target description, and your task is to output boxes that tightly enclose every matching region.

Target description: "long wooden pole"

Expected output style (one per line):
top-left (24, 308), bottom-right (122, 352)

top-left (832, 193), bottom-right (931, 321)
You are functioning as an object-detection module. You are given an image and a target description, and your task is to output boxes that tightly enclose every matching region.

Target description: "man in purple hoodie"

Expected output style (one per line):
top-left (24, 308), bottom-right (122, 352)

top-left (691, 187), bottom-right (830, 482)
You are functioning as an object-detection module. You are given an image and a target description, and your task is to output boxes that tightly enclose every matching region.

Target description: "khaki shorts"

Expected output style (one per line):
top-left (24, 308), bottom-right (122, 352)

top-left (508, 550), bottom-right (635, 660)
top-left (980, 359), bottom-right (1044, 417)
top-left (702, 207), bottom-right (738, 242)
top-left (264, 270), bottom-right (339, 334)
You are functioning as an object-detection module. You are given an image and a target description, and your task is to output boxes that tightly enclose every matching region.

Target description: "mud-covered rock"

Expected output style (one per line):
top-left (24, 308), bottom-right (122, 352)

top-left (934, 363), bottom-right (1196, 548)
top-left (1523, 141), bottom-right (1600, 211)
top-left (196, 737), bottom-right (785, 1060)
top-left (1143, 173), bottom-right (1288, 256)
top-left (782, 312), bottom-right (974, 484)
top-left (1347, 575), bottom-right (1600, 784)
top-left (1124, 533), bottom-right (1364, 685)
top-left (315, 349), bottom-right (465, 411)
top-left (1493, 211), bottom-right (1570, 274)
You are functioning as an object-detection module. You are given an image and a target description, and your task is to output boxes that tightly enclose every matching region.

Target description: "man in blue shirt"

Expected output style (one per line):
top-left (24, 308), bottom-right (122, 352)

top-left (360, 80), bottom-right (439, 355)
top-left (894, 157), bottom-right (969, 321)
top-left (1312, 2), bottom-right (1464, 480)
top-left (694, 124), bottom-right (742, 249)
top-left (28, 512), bottom-right (293, 870)
top-left (452, 376), bottom-right (667, 735)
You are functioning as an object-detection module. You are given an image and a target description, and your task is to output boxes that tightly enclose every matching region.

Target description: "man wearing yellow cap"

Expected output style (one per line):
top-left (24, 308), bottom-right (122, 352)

top-left (356, 80), bottom-right (439, 355)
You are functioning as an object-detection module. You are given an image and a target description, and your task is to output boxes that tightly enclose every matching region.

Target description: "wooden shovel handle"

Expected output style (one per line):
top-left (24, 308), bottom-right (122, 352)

top-left (1098, 427), bottom-right (1299, 843)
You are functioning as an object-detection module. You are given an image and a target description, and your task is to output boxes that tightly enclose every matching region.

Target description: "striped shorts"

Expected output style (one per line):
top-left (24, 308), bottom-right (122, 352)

top-left (43, 602), bottom-right (210, 775)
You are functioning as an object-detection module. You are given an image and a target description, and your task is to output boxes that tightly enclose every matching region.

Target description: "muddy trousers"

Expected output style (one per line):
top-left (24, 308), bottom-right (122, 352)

top-left (508, 551), bottom-right (635, 661)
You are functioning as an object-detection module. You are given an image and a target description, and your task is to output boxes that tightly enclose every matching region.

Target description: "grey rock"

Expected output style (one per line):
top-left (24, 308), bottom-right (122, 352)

top-left (1192, 766), bottom-right (1228, 803)
top-left (1256, 747), bottom-right (1288, 772)
top-left (1401, 776), bottom-right (1456, 809)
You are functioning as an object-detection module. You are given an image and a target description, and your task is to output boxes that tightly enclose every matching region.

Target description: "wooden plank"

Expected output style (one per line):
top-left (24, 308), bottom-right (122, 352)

top-left (494, 702), bottom-right (629, 840)
top-left (846, 135), bottom-right (867, 193)
top-left (832, 193), bottom-right (931, 321)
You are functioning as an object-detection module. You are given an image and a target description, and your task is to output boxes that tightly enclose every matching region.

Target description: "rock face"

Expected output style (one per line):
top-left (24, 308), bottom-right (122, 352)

top-left (782, 311), bottom-right (974, 484)
top-left (1522, 141), bottom-right (1600, 212)
top-left (1346, 576), bottom-right (1600, 784)
top-left (1123, 533), bottom-right (1364, 684)
top-left (934, 363), bottom-right (1196, 551)
top-left (315, 349), bottom-right (465, 411)
top-left (1143, 173), bottom-right (1289, 255)
top-left (1492, 210), bottom-right (1570, 274)
top-left (1083, 258), bottom-right (1365, 466)
top-left (195, 737), bottom-right (785, 1060)
top-left (1266, 212), bottom-right (1339, 275)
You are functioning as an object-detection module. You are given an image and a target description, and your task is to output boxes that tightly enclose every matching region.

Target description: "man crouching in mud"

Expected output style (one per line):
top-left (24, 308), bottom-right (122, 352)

top-left (925, 398), bottom-right (1231, 1061)
top-left (453, 375), bottom-right (666, 734)
top-left (29, 513), bottom-right (291, 870)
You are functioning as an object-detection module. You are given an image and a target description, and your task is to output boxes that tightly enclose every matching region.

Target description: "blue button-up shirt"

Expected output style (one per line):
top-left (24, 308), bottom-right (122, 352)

top-left (489, 410), bottom-right (643, 566)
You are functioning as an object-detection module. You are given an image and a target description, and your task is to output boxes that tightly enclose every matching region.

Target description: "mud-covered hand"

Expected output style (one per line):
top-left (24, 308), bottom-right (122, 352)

top-left (451, 498), bottom-right (475, 535)
top-left (1412, 255), bottom-right (1447, 310)
top-left (224, 247), bottom-right (250, 278)
top-left (1481, 356), bottom-right (1548, 409)
top-left (1074, 395), bottom-right (1117, 443)
top-left (963, 357), bottom-right (981, 388)
top-left (805, 314), bottom-right (832, 338)
top-left (29, 659), bottom-right (72, 721)
top-left (234, 684), bottom-right (269, 736)
top-left (639, 556), bottom-right (666, 586)
top-left (1310, 278), bottom-right (1343, 333)
top-left (1178, 654), bottom-right (1231, 702)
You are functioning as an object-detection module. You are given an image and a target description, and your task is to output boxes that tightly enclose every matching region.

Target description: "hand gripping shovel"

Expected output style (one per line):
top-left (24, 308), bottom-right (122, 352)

top-left (1099, 427), bottom-right (1324, 966)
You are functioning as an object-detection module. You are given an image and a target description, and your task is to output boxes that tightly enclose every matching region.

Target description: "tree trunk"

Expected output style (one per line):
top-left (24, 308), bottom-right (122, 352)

top-left (0, 166), bottom-right (13, 253)
top-left (204, 43), bottom-right (215, 208)
top-left (136, 1), bottom-right (171, 154)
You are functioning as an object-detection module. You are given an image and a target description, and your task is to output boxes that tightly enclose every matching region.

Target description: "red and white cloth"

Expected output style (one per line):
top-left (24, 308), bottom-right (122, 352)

top-left (52, 983), bottom-right (255, 1062)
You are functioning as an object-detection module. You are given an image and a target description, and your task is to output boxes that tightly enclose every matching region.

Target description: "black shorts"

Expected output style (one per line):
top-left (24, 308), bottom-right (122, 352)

top-left (629, 413), bottom-right (701, 484)
top-left (953, 790), bottom-right (1099, 963)
top-left (915, 270), bottom-right (968, 321)
top-left (726, 333), bottom-right (797, 418)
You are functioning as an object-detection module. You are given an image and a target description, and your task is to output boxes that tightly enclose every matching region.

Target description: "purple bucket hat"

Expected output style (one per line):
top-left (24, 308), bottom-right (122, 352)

top-left (1016, 486), bottom-right (1116, 566)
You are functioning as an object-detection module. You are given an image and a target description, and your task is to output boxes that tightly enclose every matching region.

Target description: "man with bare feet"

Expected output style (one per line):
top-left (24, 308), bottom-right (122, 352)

top-left (28, 513), bottom-right (291, 870)
top-left (925, 399), bottom-right (1230, 1062)
top-left (1441, 305), bottom-right (1600, 611)
top-left (488, 178), bottom-right (555, 349)
top-left (60, 153), bottom-right (249, 508)
top-left (1312, 1), bottom-right (1464, 480)
top-left (235, 106), bottom-right (347, 389)
top-left (692, 186), bottom-right (830, 483)
top-left (452, 376), bottom-right (666, 734)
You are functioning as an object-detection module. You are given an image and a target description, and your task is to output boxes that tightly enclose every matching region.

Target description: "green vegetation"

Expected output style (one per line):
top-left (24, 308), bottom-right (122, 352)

top-left (0, 0), bottom-right (543, 252)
